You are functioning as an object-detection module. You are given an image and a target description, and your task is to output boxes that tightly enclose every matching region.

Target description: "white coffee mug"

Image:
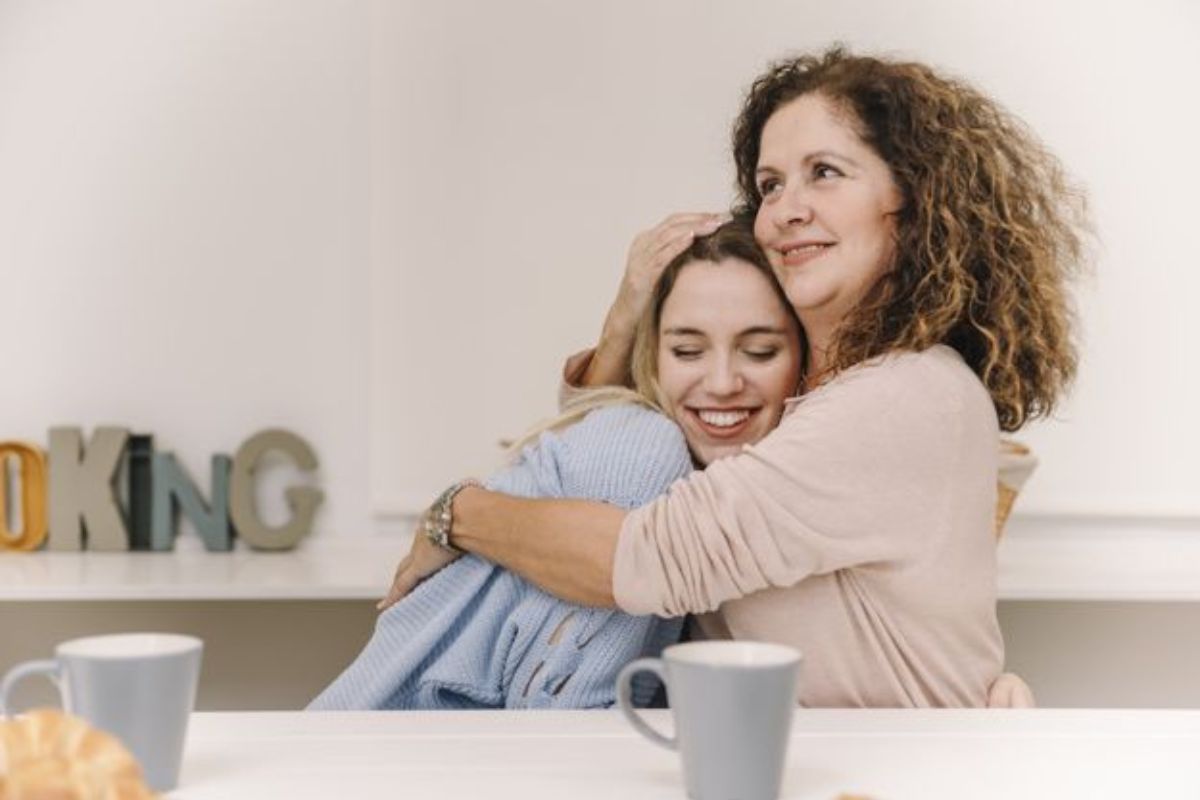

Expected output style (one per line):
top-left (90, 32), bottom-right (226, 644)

top-left (1, 632), bottom-right (203, 792)
top-left (617, 640), bottom-right (801, 800)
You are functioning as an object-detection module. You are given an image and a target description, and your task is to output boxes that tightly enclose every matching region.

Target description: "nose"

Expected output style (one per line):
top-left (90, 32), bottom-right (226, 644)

top-left (703, 356), bottom-right (744, 397)
top-left (770, 183), bottom-right (814, 230)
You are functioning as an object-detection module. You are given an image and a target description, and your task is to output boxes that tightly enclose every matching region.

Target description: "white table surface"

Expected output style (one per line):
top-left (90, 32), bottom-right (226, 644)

top-left (171, 709), bottom-right (1200, 799)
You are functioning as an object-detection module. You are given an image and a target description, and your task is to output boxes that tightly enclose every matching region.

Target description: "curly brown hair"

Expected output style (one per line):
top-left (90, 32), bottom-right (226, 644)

top-left (732, 46), bottom-right (1088, 431)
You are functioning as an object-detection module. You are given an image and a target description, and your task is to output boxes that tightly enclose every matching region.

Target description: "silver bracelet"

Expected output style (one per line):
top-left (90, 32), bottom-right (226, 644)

top-left (422, 479), bottom-right (481, 554)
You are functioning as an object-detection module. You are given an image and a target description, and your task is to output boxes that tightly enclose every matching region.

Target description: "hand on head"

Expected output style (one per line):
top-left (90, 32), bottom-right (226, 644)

top-left (581, 212), bottom-right (730, 388)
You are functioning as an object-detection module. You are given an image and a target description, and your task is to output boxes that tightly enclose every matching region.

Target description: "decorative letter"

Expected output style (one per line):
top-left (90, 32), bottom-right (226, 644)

top-left (126, 434), bottom-right (155, 550)
top-left (0, 442), bottom-right (49, 552)
top-left (150, 453), bottom-right (233, 552)
top-left (229, 429), bottom-right (322, 551)
top-left (48, 427), bottom-right (131, 551)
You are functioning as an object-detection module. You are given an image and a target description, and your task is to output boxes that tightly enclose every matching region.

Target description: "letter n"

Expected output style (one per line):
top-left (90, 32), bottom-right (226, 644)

top-left (150, 454), bottom-right (233, 552)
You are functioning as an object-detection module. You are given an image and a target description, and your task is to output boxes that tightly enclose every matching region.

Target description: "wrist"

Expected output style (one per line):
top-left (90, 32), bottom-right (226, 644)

top-left (585, 315), bottom-right (638, 387)
top-left (599, 303), bottom-right (639, 343)
top-left (445, 484), bottom-right (486, 551)
top-left (423, 479), bottom-right (481, 554)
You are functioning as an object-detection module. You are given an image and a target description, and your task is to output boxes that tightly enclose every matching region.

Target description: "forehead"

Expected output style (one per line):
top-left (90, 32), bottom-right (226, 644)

top-left (757, 93), bottom-right (871, 163)
top-left (660, 259), bottom-right (790, 327)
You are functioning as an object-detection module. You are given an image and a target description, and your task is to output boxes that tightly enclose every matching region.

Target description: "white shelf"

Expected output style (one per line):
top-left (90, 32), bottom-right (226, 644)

top-left (3, 516), bottom-right (1199, 602)
top-left (0, 540), bottom-right (400, 602)
top-left (997, 515), bottom-right (1200, 602)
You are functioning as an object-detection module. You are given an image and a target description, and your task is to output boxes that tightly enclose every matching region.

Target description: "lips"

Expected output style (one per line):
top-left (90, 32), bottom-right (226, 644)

top-left (698, 409), bottom-right (750, 427)
top-left (689, 407), bottom-right (759, 439)
top-left (778, 241), bottom-right (834, 267)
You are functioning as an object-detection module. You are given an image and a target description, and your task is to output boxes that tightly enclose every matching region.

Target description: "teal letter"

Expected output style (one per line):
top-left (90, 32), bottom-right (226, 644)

top-left (150, 453), bottom-right (233, 552)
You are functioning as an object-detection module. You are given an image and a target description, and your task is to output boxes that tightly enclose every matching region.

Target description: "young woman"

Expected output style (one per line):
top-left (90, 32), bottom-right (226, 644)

top-left (381, 48), bottom-right (1086, 708)
top-left (310, 222), bottom-right (802, 709)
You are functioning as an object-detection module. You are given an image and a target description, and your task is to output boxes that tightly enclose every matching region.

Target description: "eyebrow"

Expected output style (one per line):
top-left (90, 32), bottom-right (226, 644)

top-left (662, 326), bottom-right (792, 337)
top-left (755, 149), bottom-right (862, 176)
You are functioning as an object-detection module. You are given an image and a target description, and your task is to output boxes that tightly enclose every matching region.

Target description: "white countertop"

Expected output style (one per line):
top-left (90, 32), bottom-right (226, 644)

top-left (4, 515), bottom-right (1200, 602)
top-left (171, 709), bottom-right (1200, 799)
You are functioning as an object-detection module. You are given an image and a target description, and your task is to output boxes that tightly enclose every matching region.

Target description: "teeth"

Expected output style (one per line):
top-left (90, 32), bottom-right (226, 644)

top-left (698, 409), bottom-right (751, 428)
top-left (784, 244), bottom-right (828, 256)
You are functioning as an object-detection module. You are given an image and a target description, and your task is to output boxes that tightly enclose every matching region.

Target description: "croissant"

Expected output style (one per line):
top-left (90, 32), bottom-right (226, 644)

top-left (0, 708), bottom-right (155, 800)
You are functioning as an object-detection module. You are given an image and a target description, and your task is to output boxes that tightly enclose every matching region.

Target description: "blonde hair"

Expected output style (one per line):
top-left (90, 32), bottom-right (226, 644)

top-left (507, 221), bottom-right (798, 456)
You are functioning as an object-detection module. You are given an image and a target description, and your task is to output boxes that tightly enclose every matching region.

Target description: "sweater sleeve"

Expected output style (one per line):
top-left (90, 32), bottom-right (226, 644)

top-left (546, 402), bottom-right (694, 510)
top-left (498, 403), bottom-right (694, 709)
top-left (613, 349), bottom-right (998, 617)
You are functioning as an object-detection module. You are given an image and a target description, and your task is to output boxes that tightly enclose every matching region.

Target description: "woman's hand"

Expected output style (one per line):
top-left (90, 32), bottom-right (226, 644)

top-left (376, 525), bottom-right (461, 612)
top-left (582, 212), bottom-right (730, 387)
top-left (986, 672), bottom-right (1036, 708)
top-left (616, 212), bottom-right (730, 325)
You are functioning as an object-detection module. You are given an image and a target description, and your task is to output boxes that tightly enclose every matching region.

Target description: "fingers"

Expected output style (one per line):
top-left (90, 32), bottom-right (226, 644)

top-left (1010, 681), bottom-right (1036, 708)
top-left (986, 673), bottom-right (1037, 708)
top-left (622, 211), bottom-right (731, 300)
top-left (634, 212), bottom-right (731, 264)
top-left (650, 211), bottom-right (732, 235)
top-left (646, 226), bottom-right (701, 268)
top-left (594, 210), bottom-right (734, 377)
top-left (376, 555), bottom-right (413, 611)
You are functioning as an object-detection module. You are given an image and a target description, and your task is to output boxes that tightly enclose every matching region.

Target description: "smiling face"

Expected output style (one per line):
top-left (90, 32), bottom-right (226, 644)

top-left (656, 258), bottom-right (802, 465)
top-left (752, 93), bottom-right (903, 344)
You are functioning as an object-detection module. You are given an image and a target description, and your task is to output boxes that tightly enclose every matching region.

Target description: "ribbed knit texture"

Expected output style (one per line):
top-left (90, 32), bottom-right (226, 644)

top-left (308, 404), bottom-right (693, 711)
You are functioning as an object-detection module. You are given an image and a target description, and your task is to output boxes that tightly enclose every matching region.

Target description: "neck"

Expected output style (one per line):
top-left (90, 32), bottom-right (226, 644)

top-left (801, 321), bottom-right (834, 389)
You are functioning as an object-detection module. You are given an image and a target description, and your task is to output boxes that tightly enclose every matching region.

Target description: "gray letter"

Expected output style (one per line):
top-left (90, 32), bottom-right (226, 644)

top-left (48, 427), bottom-right (130, 551)
top-left (229, 429), bottom-right (322, 550)
top-left (151, 453), bottom-right (233, 552)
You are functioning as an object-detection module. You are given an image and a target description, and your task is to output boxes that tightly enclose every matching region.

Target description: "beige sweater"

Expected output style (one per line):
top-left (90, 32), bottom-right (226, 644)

top-left (602, 345), bottom-right (1004, 707)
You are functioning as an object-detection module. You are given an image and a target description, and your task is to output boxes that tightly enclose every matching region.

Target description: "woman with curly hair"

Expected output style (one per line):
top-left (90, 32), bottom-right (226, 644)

top-left (381, 47), bottom-right (1087, 708)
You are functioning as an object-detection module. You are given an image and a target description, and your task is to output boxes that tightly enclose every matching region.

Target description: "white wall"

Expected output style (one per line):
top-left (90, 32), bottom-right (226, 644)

top-left (1, 0), bottom-right (374, 542)
top-left (5, 0), bottom-right (1197, 535)
top-left (369, 0), bottom-right (1200, 520)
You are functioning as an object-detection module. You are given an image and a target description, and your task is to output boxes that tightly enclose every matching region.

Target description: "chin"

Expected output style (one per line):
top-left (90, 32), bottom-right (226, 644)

top-left (693, 443), bottom-right (745, 466)
top-left (782, 276), bottom-right (836, 310)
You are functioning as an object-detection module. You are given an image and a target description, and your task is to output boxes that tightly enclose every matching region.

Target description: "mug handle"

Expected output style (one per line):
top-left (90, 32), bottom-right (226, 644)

top-left (0, 660), bottom-right (63, 718)
top-left (616, 657), bottom-right (676, 751)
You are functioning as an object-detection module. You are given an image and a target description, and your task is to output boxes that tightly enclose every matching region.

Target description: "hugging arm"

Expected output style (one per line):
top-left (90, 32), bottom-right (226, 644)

top-left (380, 405), bottom-right (688, 612)
top-left (580, 212), bottom-right (728, 388)
top-left (379, 482), bottom-right (627, 613)
top-left (389, 351), bottom-right (979, 619)
top-left (453, 492), bottom-right (625, 607)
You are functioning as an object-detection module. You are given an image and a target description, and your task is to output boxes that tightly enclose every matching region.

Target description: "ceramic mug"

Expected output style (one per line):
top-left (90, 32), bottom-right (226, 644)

top-left (617, 640), bottom-right (802, 800)
top-left (1, 632), bottom-right (203, 791)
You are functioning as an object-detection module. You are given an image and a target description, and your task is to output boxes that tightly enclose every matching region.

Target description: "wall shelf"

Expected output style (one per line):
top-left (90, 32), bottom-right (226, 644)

top-left (996, 515), bottom-right (1200, 602)
top-left (3, 517), bottom-right (1199, 603)
top-left (0, 540), bottom-right (399, 602)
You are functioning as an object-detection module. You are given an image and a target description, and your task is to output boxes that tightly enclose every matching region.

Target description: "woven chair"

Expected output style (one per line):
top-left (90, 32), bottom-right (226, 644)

top-left (988, 439), bottom-right (1039, 707)
top-left (995, 440), bottom-right (1037, 540)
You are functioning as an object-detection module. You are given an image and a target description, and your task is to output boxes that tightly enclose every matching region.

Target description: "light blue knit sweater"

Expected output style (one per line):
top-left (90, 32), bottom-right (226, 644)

top-left (307, 404), bottom-right (693, 710)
